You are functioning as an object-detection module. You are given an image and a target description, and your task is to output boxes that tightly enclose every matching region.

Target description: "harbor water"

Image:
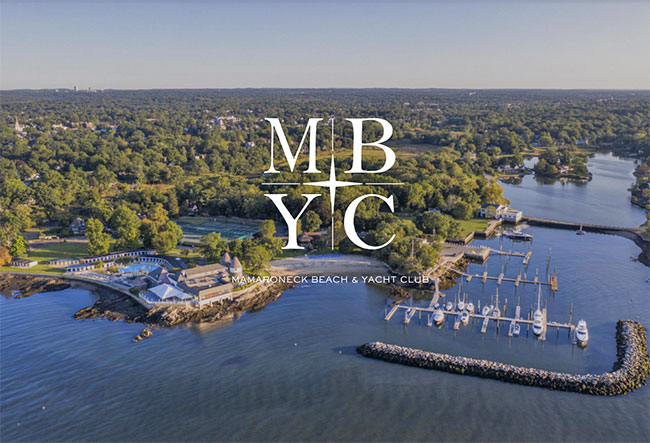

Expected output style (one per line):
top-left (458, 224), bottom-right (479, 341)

top-left (1, 153), bottom-right (648, 442)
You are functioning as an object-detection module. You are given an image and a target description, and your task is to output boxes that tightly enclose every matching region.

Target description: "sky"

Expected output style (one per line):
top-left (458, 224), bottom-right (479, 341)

top-left (1, 1), bottom-right (649, 90)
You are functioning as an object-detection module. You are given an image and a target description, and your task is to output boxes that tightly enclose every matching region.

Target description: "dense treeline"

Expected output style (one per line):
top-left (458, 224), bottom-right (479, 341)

top-left (1, 89), bottom-right (648, 272)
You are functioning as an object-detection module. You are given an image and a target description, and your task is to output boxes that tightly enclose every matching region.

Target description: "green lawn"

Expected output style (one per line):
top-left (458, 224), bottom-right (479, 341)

top-left (455, 218), bottom-right (489, 236)
top-left (1, 240), bottom-right (92, 275)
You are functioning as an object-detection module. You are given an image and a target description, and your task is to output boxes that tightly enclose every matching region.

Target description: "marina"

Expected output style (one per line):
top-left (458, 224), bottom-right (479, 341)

top-left (385, 294), bottom-right (576, 343)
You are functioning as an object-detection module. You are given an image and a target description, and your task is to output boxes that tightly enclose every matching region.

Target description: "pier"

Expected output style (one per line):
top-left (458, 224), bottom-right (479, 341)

top-left (387, 303), bottom-right (573, 334)
top-left (449, 267), bottom-right (558, 291)
top-left (489, 248), bottom-right (525, 258)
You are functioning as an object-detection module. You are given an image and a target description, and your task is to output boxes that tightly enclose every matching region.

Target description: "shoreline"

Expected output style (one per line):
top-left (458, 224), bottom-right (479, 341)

top-left (0, 271), bottom-right (294, 330)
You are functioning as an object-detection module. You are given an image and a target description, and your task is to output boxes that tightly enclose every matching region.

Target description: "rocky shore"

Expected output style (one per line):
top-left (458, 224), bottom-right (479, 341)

top-left (73, 281), bottom-right (294, 327)
top-left (0, 273), bottom-right (71, 298)
top-left (357, 320), bottom-right (649, 396)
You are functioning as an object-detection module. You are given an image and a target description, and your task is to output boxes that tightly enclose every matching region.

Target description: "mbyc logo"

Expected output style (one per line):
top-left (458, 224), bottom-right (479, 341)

top-left (262, 118), bottom-right (402, 250)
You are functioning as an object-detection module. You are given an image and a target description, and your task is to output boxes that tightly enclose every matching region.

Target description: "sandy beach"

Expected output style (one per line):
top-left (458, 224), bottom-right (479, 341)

top-left (269, 254), bottom-right (391, 277)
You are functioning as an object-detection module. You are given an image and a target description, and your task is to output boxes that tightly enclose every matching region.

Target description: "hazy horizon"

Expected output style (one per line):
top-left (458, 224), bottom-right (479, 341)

top-left (2, 1), bottom-right (649, 90)
top-left (3, 87), bottom-right (650, 92)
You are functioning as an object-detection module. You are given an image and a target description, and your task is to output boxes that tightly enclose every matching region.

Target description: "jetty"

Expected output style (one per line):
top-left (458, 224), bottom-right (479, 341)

top-left (523, 216), bottom-right (629, 233)
top-left (357, 320), bottom-right (650, 396)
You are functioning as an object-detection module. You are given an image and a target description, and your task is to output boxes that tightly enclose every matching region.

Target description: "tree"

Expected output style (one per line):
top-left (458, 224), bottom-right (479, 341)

top-left (243, 244), bottom-right (272, 273)
top-left (9, 235), bottom-right (27, 258)
top-left (258, 219), bottom-right (276, 239)
top-left (451, 201), bottom-right (474, 220)
top-left (414, 212), bottom-right (461, 239)
top-left (111, 204), bottom-right (141, 250)
top-left (303, 211), bottom-right (322, 232)
top-left (167, 191), bottom-right (179, 218)
top-left (86, 218), bottom-right (111, 256)
top-left (152, 221), bottom-right (183, 253)
top-left (198, 232), bottom-right (227, 262)
top-left (0, 246), bottom-right (11, 265)
top-left (481, 182), bottom-right (507, 205)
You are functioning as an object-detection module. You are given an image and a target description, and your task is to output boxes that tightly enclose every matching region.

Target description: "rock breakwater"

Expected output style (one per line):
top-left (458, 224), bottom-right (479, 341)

top-left (357, 320), bottom-right (649, 396)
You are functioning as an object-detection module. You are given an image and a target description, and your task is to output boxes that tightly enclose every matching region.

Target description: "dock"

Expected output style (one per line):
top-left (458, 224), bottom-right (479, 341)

top-left (384, 304), bottom-right (400, 321)
top-left (448, 267), bottom-right (558, 291)
top-left (404, 308), bottom-right (416, 324)
top-left (387, 304), bottom-right (573, 335)
top-left (489, 248), bottom-right (525, 258)
top-left (508, 305), bottom-right (521, 337)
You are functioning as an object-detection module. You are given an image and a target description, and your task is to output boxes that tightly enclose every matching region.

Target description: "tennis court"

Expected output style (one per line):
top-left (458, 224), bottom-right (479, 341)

top-left (177, 217), bottom-right (261, 245)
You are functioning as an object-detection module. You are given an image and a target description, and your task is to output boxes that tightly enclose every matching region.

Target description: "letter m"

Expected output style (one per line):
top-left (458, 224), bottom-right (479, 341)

top-left (265, 118), bottom-right (322, 173)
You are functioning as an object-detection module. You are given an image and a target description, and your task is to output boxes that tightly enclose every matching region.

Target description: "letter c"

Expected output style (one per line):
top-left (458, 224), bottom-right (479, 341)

top-left (344, 194), bottom-right (395, 250)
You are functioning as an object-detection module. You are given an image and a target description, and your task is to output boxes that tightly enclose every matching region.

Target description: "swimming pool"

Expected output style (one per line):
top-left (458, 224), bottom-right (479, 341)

top-left (119, 264), bottom-right (159, 275)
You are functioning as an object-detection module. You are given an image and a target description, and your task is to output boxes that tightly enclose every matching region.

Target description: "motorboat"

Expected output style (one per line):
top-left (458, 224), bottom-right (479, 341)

top-left (466, 301), bottom-right (474, 313)
top-left (576, 225), bottom-right (586, 235)
top-left (575, 320), bottom-right (589, 347)
top-left (513, 323), bottom-right (521, 336)
top-left (457, 297), bottom-right (465, 312)
top-left (532, 309), bottom-right (544, 336)
top-left (503, 229), bottom-right (533, 241)
top-left (532, 284), bottom-right (544, 336)
top-left (460, 311), bottom-right (470, 325)
top-left (433, 308), bottom-right (445, 325)
top-left (445, 301), bottom-right (453, 311)
top-left (493, 290), bottom-right (500, 317)
top-left (481, 305), bottom-right (491, 316)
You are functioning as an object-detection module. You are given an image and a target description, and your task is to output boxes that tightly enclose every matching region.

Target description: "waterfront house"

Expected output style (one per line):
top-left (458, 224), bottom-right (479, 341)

top-left (479, 204), bottom-right (523, 223)
top-left (479, 203), bottom-right (508, 219)
top-left (500, 207), bottom-right (523, 223)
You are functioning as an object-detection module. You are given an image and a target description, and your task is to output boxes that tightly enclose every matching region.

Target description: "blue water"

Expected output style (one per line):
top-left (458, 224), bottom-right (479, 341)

top-left (119, 264), bottom-right (159, 275)
top-left (1, 153), bottom-right (648, 442)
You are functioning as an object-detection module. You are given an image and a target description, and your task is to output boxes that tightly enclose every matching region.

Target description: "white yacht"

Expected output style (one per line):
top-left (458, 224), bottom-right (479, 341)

top-left (466, 301), bottom-right (475, 313)
top-left (503, 229), bottom-right (533, 241)
top-left (575, 320), bottom-right (589, 347)
top-left (433, 308), bottom-right (445, 325)
top-left (460, 311), bottom-right (470, 325)
top-left (513, 323), bottom-right (521, 336)
top-left (445, 301), bottom-right (453, 311)
top-left (532, 284), bottom-right (544, 336)
top-left (457, 296), bottom-right (465, 312)
top-left (481, 305), bottom-right (491, 316)
top-left (532, 309), bottom-right (544, 336)
top-left (576, 225), bottom-right (586, 235)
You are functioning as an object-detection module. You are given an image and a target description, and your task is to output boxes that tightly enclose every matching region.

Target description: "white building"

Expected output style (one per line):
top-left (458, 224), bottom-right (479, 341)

top-left (479, 204), bottom-right (523, 223)
top-left (141, 284), bottom-right (196, 306)
top-left (500, 208), bottom-right (523, 223)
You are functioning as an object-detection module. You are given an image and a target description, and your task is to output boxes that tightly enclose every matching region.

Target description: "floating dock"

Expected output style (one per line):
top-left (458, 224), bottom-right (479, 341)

top-left (386, 300), bottom-right (573, 336)
top-left (449, 267), bottom-right (558, 291)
